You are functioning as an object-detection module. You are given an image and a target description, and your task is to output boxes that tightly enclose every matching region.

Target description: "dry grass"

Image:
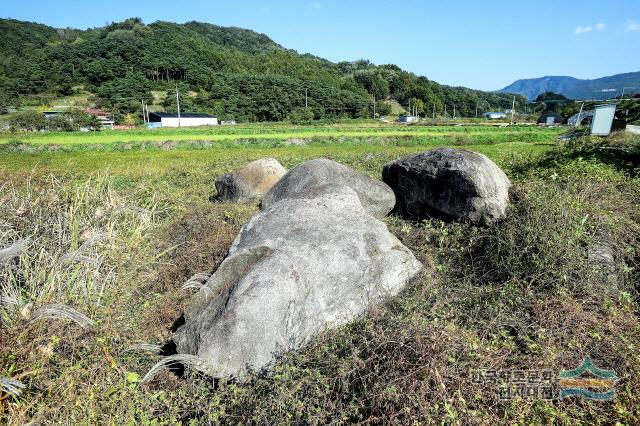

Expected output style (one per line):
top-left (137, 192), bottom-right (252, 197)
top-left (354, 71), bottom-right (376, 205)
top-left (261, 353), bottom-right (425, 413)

top-left (0, 176), bottom-right (155, 324)
top-left (140, 354), bottom-right (216, 385)
top-left (0, 175), bottom-right (159, 422)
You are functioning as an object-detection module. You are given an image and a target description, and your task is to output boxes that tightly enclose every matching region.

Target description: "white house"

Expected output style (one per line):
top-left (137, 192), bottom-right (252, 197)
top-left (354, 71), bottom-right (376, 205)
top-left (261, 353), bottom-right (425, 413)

top-left (483, 111), bottom-right (507, 120)
top-left (84, 108), bottom-right (114, 130)
top-left (147, 112), bottom-right (218, 128)
top-left (398, 115), bottom-right (418, 123)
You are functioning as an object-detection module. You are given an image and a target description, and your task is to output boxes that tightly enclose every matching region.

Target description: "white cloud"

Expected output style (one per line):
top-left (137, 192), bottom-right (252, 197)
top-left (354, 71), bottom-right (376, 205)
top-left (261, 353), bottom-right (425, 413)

top-left (575, 22), bottom-right (607, 34)
top-left (309, 2), bottom-right (321, 9)
top-left (575, 25), bottom-right (592, 34)
top-left (627, 19), bottom-right (640, 31)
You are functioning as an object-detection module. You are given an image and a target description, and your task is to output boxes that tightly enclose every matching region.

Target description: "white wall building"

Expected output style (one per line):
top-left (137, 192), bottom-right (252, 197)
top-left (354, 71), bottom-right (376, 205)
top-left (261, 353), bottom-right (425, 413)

top-left (483, 112), bottom-right (507, 120)
top-left (148, 112), bottom-right (218, 128)
top-left (398, 115), bottom-right (418, 123)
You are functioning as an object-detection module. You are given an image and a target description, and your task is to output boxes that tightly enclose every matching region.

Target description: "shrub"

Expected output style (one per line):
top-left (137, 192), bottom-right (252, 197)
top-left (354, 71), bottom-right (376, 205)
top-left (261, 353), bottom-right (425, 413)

top-left (288, 107), bottom-right (315, 124)
top-left (6, 110), bottom-right (47, 131)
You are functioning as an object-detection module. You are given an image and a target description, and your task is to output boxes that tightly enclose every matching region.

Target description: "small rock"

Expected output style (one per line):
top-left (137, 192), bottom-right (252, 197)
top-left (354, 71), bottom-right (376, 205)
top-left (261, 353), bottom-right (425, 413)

top-left (284, 138), bottom-right (307, 146)
top-left (588, 242), bottom-right (615, 269)
top-left (215, 158), bottom-right (287, 203)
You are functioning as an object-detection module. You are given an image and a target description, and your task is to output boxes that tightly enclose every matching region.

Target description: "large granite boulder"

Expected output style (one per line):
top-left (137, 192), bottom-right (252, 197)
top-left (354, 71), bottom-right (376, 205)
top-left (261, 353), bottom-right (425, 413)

top-left (215, 158), bottom-right (286, 203)
top-left (174, 186), bottom-right (422, 377)
top-left (262, 158), bottom-right (395, 218)
top-left (382, 148), bottom-right (511, 224)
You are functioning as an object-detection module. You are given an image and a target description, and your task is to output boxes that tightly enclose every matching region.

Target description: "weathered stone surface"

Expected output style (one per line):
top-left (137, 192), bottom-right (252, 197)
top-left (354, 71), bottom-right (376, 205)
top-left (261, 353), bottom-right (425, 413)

top-left (215, 158), bottom-right (286, 203)
top-left (588, 238), bottom-right (617, 284)
top-left (262, 158), bottom-right (396, 218)
top-left (382, 148), bottom-right (511, 224)
top-left (174, 186), bottom-right (422, 377)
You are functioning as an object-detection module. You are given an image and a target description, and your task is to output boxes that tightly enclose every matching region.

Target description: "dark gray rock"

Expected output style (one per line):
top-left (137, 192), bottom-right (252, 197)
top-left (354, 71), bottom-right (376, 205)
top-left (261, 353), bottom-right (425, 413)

top-left (215, 158), bottom-right (286, 203)
top-left (174, 186), bottom-right (422, 377)
top-left (382, 148), bottom-right (511, 224)
top-left (262, 158), bottom-right (395, 218)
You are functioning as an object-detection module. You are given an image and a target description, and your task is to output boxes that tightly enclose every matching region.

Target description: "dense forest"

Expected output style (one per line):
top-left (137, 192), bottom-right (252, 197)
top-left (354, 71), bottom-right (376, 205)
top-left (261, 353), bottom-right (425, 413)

top-left (0, 18), bottom-right (526, 122)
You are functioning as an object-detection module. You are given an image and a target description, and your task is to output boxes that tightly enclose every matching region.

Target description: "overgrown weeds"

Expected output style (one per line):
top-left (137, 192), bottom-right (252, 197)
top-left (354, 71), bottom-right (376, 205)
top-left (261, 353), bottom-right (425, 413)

top-left (514, 131), bottom-right (640, 178)
top-left (0, 176), bottom-right (160, 421)
top-left (154, 136), bottom-right (640, 424)
top-left (1, 131), bottom-right (639, 424)
top-left (169, 163), bottom-right (639, 424)
top-left (0, 176), bottom-right (155, 327)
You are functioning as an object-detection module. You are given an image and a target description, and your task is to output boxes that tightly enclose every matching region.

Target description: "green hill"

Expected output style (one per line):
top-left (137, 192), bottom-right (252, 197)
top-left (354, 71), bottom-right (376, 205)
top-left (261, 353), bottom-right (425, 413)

top-left (0, 17), bottom-right (525, 121)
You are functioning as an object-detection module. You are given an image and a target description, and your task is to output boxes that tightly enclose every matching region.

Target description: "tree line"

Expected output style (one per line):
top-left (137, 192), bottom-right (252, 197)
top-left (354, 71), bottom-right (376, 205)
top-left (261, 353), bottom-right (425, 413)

top-left (0, 18), bottom-right (526, 123)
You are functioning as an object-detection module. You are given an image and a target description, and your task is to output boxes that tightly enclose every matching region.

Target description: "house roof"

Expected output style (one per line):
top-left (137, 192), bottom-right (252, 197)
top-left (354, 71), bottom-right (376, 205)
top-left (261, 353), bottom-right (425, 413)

top-left (84, 108), bottom-right (110, 117)
top-left (149, 112), bottom-right (215, 118)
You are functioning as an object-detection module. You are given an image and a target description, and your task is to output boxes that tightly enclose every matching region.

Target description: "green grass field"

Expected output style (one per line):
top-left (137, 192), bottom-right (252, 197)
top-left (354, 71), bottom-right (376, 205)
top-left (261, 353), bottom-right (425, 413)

top-left (1, 124), bottom-right (639, 424)
top-left (0, 123), bottom-right (557, 146)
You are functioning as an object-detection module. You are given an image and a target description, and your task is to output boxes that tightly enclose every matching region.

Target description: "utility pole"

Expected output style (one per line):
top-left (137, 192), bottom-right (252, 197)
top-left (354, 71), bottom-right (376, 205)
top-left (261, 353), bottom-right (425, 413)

top-left (373, 94), bottom-right (376, 119)
top-left (176, 84), bottom-right (181, 127)
top-left (408, 98), bottom-right (411, 116)
top-left (444, 104), bottom-right (447, 118)
top-left (475, 102), bottom-right (478, 118)
top-left (510, 96), bottom-right (516, 124)
top-left (141, 100), bottom-right (146, 125)
top-left (621, 87), bottom-right (635, 100)
top-left (433, 102), bottom-right (436, 120)
top-left (575, 102), bottom-right (584, 127)
top-left (453, 104), bottom-right (456, 119)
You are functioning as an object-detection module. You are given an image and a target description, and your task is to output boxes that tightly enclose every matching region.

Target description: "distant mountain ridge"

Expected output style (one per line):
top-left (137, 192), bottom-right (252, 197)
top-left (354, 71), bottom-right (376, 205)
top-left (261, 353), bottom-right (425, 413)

top-left (498, 72), bottom-right (640, 100)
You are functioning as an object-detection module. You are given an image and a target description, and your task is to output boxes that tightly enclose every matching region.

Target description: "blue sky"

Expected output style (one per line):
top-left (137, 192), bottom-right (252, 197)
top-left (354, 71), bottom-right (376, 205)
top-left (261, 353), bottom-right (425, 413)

top-left (3, 0), bottom-right (640, 90)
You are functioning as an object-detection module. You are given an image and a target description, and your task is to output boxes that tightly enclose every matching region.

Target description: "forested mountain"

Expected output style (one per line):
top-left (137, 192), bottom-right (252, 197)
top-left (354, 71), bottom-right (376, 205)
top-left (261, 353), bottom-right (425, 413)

top-left (499, 72), bottom-right (640, 101)
top-left (0, 18), bottom-right (524, 121)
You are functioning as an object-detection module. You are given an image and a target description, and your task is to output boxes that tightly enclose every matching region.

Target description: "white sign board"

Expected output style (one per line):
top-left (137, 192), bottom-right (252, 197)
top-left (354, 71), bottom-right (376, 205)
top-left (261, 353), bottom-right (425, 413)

top-left (590, 104), bottom-right (616, 136)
